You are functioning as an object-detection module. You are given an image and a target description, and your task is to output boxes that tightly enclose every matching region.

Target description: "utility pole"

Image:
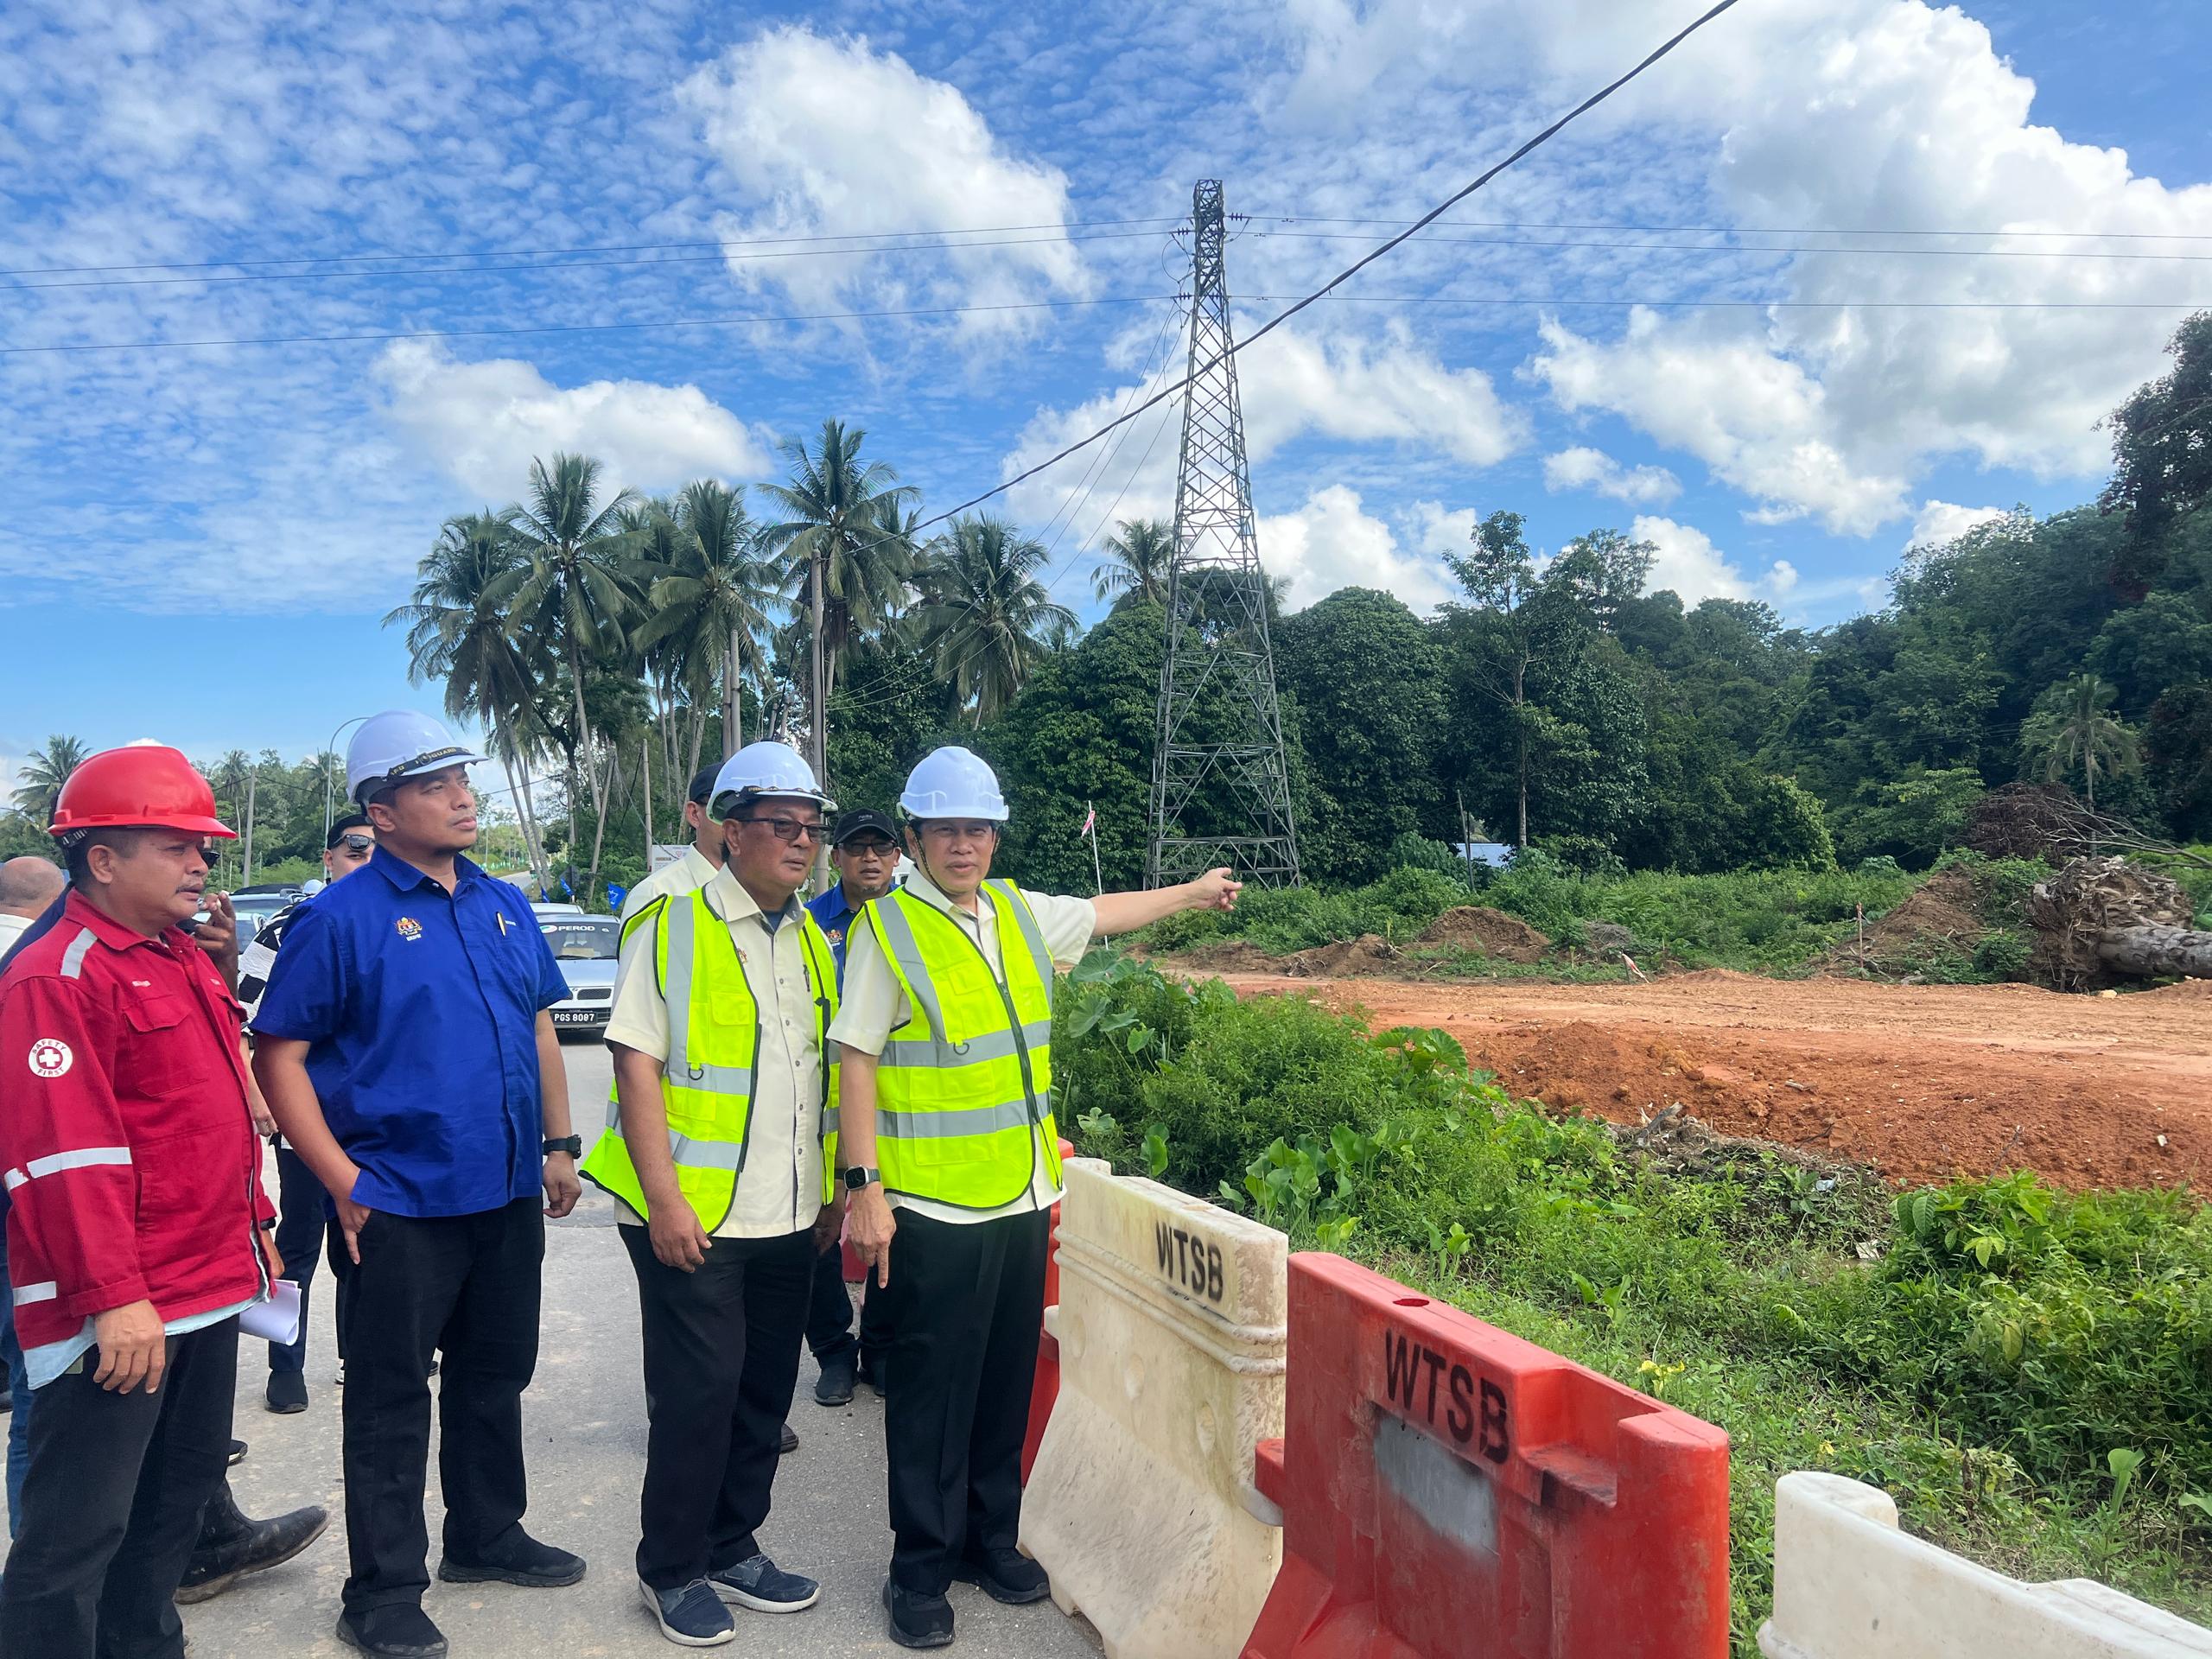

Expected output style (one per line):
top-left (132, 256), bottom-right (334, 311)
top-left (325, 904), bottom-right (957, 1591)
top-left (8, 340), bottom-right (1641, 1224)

top-left (1147, 179), bottom-right (1301, 888)
top-left (642, 736), bottom-right (653, 871)
top-left (242, 772), bottom-right (257, 887)
top-left (809, 549), bottom-right (830, 891)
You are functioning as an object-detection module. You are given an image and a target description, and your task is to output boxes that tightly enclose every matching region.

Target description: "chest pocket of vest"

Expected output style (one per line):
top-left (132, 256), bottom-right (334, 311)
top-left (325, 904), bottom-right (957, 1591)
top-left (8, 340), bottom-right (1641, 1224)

top-left (927, 939), bottom-right (1007, 1026)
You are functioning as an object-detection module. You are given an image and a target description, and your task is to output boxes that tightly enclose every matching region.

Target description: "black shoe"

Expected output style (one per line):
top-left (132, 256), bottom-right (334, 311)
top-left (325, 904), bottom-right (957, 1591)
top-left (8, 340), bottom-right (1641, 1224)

top-left (226, 1438), bottom-right (247, 1466)
top-left (437, 1531), bottom-right (587, 1588)
top-left (639, 1577), bottom-right (734, 1647)
top-left (883, 1580), bottom-right (955, 1649)
top-left (950, 1547), bottom-right (1051, 1605)
top-left (336, 1605), bottom-right (448, 1658)
top-left (779, 1421), bottom-right (799, 1454)
top-left (814, 1352), bottom-right (856, 1407)
top-left (859, 1354), bottom-right (890, 1400)
top-left (709, 1552), bottom-right (820, 1613)
top-left (265, 1370), bottom-right (308, 1414)
top-left (176, 1501), bottom-right (329, 1603)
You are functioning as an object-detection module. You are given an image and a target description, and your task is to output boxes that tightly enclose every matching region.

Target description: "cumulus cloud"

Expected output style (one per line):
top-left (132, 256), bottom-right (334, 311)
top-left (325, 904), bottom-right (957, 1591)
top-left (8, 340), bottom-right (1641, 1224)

top-left (1259, 486), bottom-right (1454, 613)
top-left (1631, 515), bottom-right (1798, 607)
top-left (372, 341), bottom-right (771, 500)
top-left (1542, 446), bottom-right (1681, 506)
top-left (677, 28), bottom-right (1084, 326)
top-left (1510, 0), bottom-right (2212, 534)
top-left (1908, 500), bottom-right (2012, 551)
top-left (1004, 322), bottom-right (1521, 528)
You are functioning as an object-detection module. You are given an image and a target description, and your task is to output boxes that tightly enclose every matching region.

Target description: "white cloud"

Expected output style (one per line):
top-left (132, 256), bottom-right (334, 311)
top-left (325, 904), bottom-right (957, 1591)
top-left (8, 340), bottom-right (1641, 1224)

top-left (1908, 500), bottom-right (2012, 550)
top-left (1630, 515), bottom-right (1798, 607)
top-left (1509, 0), bottom-right (2212, 534)
top-left (1004, 322), bottom-right (1521, 529)
top-left (1259, 486), bottom-right (1454, 613)
top-left (1542, 446), bottom-right (1681, 505)
top-left (372, 341), bottom-right (771, 501)
top-left (677, 28), bottom-right (1085, 328)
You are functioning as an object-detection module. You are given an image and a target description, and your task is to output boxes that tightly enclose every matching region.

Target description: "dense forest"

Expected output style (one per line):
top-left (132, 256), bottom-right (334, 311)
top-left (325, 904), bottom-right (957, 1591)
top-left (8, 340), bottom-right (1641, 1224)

top-left (7, 315), bottom-right (2209, 901)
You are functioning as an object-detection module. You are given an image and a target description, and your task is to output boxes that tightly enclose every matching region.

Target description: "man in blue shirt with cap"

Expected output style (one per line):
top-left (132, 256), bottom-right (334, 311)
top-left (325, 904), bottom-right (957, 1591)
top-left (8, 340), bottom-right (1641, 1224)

top-left (254, 711), bottom-right (586, 1659)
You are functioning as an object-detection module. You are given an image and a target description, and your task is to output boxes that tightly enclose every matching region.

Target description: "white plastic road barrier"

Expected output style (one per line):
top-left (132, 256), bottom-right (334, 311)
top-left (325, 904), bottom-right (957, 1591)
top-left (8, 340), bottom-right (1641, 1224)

top-left (1020, 1158), bottom-right (1287, 1659)
top-left (1761, 1471), bottom-right (2212, 1659)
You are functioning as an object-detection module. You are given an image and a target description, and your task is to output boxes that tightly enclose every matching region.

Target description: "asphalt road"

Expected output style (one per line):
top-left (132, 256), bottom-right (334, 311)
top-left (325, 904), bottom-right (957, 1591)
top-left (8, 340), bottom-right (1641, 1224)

top-left (3, 1038), bottom-right (1102, 1659)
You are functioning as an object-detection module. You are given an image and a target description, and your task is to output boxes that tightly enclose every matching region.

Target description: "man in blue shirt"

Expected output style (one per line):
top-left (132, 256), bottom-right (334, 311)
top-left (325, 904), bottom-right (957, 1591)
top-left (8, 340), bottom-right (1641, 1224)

top-left (255, 712), bottom-right (585, 1659)
top-left (800, 809), bottom-right (901, 1408)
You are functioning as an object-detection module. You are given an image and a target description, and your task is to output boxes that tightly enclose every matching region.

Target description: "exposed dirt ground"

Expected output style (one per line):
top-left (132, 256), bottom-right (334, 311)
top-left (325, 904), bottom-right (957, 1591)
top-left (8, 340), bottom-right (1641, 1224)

top-left (1204, 968), bottom-right (2212, 1191)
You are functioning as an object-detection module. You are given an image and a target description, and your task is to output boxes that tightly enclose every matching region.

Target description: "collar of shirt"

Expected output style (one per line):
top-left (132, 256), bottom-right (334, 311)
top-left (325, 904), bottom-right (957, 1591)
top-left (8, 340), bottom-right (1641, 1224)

top-left (363, 844), bottom-right (490, 895)
top-left (897, 867), bottom-right (996, 930)
top-left (703, 865), bottom-right (801, 934)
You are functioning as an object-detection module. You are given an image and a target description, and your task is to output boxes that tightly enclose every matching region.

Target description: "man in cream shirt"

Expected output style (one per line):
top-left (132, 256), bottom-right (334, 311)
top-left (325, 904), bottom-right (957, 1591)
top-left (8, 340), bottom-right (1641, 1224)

top-left (617, 766), bottom-right (723, 938)
top-left (582, 743), bottom-right (844, 1649)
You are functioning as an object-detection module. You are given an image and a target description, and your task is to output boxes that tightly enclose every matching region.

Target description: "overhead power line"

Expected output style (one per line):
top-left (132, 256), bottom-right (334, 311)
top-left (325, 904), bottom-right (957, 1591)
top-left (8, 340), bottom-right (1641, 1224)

top-left (1245, 215), bottom-right (2212, 244)
top-left (1243, 228), bottom-right (2212, 263)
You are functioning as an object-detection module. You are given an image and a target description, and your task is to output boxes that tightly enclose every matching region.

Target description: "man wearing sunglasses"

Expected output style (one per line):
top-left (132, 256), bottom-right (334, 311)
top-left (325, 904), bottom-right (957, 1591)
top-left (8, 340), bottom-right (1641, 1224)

top-left (233, 811), bottom-right (375, 1414)
top-left (800, 809), bottom-right (901, 1408)
top-left (581, 741), bottom-right (845, 1649)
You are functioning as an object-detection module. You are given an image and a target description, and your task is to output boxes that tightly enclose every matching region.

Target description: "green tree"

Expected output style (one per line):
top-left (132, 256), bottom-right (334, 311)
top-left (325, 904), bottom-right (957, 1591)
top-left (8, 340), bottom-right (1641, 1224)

top-left (2021, 674), bottom-right (2140, 811)
top-left (912, 517), bottom-right (1075, 725)
top-left (635, 480), bottom-right (779, 768)
top-left (1093, 518), bottom-right (1173, 607)
top-left (757, 420), bottom-right (919, 779)
top-left (502, 453), bottom-right (642, 902)
top-left (1274, 588), bottom-right (1448, 883)
top-left (2101, 311), bottom-right (2212, 554)
top-left (10, 734), bottom-right (90, 824)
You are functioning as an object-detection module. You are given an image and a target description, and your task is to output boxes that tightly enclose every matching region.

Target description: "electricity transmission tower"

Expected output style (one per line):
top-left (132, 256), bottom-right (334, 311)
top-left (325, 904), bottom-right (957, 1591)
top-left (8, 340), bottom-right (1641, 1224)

top-left (1147, 180), bottom-right (1301, 888)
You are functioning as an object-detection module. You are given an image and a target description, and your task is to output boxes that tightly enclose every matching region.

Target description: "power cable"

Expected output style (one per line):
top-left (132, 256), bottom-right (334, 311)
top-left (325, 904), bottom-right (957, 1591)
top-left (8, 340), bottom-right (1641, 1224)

top-left (0, 216), bottom-right (1191, 279)
top-left (0, 293), bottom-right (1181, 356)
top-left (1258, 292), bottom-right (2212, 312)
top-left (1241, 228), bottom-right (2212, 263)
top-left (1247, 215), bottom-right (2212, 243)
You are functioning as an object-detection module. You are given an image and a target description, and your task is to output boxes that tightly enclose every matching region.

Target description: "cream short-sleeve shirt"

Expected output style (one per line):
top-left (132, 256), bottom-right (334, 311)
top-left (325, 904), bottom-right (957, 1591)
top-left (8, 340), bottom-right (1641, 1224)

top-left (827, 870), bottom-right (1095, 1224)
top-left (604, 868), bottom-right (830, 1238)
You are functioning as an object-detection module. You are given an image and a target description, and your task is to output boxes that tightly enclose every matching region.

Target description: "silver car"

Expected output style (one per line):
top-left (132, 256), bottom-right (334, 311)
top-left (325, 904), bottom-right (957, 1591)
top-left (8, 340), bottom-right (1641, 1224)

top-left (541, 916), bottom-right (621, 1039)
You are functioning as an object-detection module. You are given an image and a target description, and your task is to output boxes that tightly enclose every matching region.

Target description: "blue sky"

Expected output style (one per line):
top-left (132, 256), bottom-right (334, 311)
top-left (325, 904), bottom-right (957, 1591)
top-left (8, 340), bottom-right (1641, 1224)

top-left (4, 0), bottom-right (2209, 792)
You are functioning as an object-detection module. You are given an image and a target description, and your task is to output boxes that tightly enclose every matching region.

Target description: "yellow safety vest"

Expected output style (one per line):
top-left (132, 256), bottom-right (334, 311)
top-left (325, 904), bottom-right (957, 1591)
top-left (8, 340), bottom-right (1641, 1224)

top-left (581, 888), bottom-right (841, 1230)
top-left (862, 879), bottom-right (1061, 1210)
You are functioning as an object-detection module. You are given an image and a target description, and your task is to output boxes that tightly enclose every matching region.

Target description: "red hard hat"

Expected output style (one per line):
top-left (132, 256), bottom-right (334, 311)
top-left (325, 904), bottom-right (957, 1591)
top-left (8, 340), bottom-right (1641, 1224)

top-left (49, 745), bottom-right (237, 840)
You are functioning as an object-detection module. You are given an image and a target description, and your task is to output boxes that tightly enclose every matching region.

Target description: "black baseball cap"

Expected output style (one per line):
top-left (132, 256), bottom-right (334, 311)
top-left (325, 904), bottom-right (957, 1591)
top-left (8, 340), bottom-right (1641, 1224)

top-left (832, 809), bottom-right (899, 849)
top-left (687, 766), bottom-right (719, 806)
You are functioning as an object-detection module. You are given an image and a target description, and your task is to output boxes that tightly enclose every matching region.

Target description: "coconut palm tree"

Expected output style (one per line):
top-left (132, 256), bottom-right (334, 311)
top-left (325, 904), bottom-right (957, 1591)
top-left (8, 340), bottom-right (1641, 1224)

top-left (2023, 672), bottom-right (2140, 812)
top-left (755, 421), bottom-right (918, 779)
top-left (634, 480), bottom-right (779, 771)
top-left (501, 453), bottom-right (641, 893)
top-left (384, 510), bottom-right (552, 893)
top-left (912, 517), bottom-right (1076, 724)
top-left (1093, 518), bottom-right (1174, 606)
top-left (10, 734), bottom-right (91, 823)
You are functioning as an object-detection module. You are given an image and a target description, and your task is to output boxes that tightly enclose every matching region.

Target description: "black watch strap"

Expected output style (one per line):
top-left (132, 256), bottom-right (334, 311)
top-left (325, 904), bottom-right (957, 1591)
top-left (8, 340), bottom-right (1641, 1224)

top-left (543, 1135), bottom-right (583, 1158)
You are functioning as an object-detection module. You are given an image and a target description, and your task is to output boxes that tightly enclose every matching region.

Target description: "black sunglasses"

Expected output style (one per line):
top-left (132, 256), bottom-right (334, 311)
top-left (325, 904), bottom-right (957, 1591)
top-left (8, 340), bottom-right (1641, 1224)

top-left (731, 816), bottom-right (824, 844)
top-left (334, 834), bottom-right (374, 855)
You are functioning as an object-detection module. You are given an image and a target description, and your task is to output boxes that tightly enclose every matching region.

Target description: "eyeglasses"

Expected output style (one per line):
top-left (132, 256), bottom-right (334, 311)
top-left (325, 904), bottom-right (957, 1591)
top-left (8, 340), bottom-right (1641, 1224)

top-left (733, 816), bottom-right (823, 844)
top-left (334, 835), bottom-right (374, 855)
top-left (838, 839), bottom-right (897, 857)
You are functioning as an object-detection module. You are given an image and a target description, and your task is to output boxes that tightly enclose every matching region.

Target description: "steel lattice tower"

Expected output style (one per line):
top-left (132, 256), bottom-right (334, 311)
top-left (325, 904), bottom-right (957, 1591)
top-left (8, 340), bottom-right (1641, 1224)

top-left (1147, 180), bottom-right (1301, 888)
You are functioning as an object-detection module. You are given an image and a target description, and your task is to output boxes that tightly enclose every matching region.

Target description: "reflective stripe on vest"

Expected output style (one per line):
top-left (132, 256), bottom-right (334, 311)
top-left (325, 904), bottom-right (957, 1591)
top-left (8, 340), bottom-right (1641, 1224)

top-left (580, 890), bottom-right (841, 1230)
top-left (866, 879), bottom-right (1061, 1210)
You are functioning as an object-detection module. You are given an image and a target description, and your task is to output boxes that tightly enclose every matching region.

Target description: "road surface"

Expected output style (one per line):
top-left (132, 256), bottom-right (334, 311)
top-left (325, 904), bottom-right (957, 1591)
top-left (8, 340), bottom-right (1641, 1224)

top-left (2, 1038), bottom-right (1101, 1659)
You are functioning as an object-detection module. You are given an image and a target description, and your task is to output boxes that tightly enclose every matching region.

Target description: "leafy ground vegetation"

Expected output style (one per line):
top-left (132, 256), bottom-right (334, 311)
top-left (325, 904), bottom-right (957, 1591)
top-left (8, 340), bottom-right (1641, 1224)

top-left (1135, 851), bottom-right (2150, 984)
top-left (1056, 952), bottom-right (2212, 1656)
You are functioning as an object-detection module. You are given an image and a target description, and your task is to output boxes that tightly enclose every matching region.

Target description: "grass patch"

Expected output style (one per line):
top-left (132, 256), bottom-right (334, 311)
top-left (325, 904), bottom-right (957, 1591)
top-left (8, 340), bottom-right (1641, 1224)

top-left (1057, 951), bottom-right (2212, 1655)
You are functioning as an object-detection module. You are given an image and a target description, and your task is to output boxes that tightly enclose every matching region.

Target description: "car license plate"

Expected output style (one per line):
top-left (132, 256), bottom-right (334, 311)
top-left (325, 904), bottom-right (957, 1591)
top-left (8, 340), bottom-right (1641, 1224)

top-left (551, 1010), bottom-right (599, 1027)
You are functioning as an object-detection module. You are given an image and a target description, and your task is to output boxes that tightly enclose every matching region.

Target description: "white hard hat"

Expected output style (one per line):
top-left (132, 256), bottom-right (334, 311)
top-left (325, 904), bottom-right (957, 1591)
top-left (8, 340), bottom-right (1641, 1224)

top-left (899, 747), bottom-right (1008, 823)
top-left (346, 711), bottom-right (489, 805)
top-left (712, 741), bottom-right (836, 818)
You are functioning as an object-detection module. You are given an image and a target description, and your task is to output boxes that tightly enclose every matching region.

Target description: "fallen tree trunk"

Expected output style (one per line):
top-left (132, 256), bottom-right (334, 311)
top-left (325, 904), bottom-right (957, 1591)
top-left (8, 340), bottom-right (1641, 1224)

top-left (2026, 855), bottom-right (2204, 988)
top-left (2095, 924), bottom-right (2212, 980)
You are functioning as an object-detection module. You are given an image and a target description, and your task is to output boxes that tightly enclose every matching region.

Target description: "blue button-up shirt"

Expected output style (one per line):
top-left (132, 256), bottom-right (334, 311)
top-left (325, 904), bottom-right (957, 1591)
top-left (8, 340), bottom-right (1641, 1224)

top-left (253, 848), bottom-right (569, 1218)
top-left (804, 880), bottom-right (869, 988)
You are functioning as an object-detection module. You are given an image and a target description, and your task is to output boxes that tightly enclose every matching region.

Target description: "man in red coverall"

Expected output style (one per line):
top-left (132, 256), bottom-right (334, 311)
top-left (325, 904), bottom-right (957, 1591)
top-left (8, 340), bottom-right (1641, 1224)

top-left (0, 744), bottom-right (280, 1659)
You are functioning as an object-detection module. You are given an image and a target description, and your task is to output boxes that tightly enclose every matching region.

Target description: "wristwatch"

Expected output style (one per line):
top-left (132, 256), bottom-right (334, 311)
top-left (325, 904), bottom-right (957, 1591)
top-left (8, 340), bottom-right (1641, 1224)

top-left (543, 1135), bottom-right (584, 1158)
top-left (842, 1166), bottom-right (880, 1192)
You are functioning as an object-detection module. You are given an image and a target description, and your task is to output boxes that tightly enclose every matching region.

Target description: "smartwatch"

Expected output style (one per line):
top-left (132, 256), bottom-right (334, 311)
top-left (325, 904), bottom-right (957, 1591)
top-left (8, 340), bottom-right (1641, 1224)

top-left (543, 1135), bottom-right (584, 1158)
top-left (842, 1166), bottom-right (880, 1192)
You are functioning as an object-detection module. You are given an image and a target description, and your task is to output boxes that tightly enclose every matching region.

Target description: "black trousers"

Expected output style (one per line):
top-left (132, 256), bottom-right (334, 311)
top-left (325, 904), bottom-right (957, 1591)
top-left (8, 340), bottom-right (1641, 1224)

top-left (268, 1145), bottom-right (324, 1376)
top-left (623, 1224), bottom-right (811, 1590)
top-left (804, 1240), bottom-right (894, 1366)
top-left (880, 1208), bottom-right (1048, 1594)
top-left (339, 1197), bottom-right (543, 1615)
top-left (0, 1318), bottom-right (239, 1659)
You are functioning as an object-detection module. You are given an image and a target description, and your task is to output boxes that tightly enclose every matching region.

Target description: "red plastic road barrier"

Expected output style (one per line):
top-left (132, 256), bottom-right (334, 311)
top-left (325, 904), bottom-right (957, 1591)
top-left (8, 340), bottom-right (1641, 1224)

top-left (1243, 1254), bottom-right (1731, 1659)
top-left (1020, 1137), bottom-right (1077, 1485)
